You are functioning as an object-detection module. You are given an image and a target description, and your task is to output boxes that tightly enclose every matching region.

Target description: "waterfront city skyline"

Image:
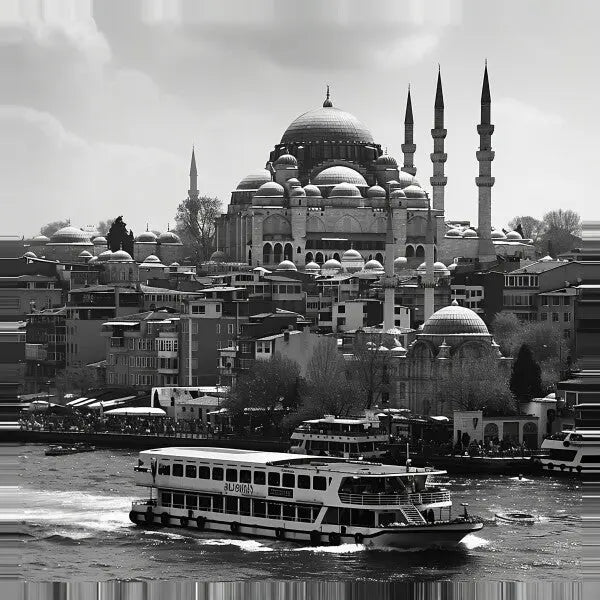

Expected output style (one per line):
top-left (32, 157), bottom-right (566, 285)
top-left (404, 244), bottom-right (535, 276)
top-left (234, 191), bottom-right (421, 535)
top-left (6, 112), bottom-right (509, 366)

top-left (1, 0), bottom-right (597, 236)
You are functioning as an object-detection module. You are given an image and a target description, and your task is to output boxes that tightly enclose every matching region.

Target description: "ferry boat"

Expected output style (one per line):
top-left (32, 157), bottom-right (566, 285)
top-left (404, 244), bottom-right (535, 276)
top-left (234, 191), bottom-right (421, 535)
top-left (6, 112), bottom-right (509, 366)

top-left (537, 403), bottom-right (600, 475)
top-left (129, 447), bottom-right (483, 548)
top-left (289, 414), bottom-right (389, 460)
top-left (44, 443), bottom-right (96, 456)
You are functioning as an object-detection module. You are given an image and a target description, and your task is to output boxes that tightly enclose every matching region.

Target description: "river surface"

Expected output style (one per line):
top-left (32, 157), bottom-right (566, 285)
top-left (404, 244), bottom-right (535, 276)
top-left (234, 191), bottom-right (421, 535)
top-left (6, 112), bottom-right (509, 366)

top-left (15, 445), bottom-right (580, 582)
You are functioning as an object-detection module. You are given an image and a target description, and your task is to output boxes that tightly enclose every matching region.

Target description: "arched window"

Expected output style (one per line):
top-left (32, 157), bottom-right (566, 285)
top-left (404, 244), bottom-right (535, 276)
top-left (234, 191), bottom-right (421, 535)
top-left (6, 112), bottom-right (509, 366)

top-left (273, 243), bottom-right (283, 264)
top-left (405, 246), bottom-right (414, 258)
top-left (305, 252), bottom-right (314, 264)
top-left (297, 246), bottom-right (301, 254)
top-left (416, 245), bottom-right (425, 258)
top-left (315, 252), bottom-right (324, 265)
top-left (284, 243), bottom-right (293, 261)
top-left (375, 252), bottom-right (384, 263)
top-left (483, 423), bottom-right (499, 442)
top-left (333, 252), bottom-right (341, 261)
top-left (262, 243), bottom-right (272, 264)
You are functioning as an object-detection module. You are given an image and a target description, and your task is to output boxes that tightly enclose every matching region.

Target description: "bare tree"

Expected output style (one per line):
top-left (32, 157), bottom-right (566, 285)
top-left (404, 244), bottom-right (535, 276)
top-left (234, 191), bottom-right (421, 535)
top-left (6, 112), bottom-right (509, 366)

top-left (97, 219), bottom-right (115, 236)
top-left (175, 195), bottom-right (221, 263)
top-left (540, 209), bottom-right (582, 256)
top-left (40, 219), bottom-right (69, 238)
top-left (507, 216), bottom-right (543, 243)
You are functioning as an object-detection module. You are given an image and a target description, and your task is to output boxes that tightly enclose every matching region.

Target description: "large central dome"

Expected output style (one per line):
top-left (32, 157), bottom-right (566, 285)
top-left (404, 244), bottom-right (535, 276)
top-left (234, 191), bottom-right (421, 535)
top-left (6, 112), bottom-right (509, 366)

top-left (281, 106), bottom-right (374, 145)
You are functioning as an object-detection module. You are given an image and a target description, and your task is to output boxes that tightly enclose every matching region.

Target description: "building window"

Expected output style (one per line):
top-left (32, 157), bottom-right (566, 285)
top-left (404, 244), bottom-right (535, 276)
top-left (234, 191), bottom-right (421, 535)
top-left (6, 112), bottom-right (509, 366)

top-left (552, 313), bottom-right (559, 322)
top-left (540, 313), bottom-right (548, 321)
top-left (564, 297), bottom-right (571, 306)
top-left (192, 305), bottom-right (206, 314)
top-left (564, 312), bottom-right (571, 322)
top-left (552, 297), bottom-right (560, 306)
top-left (227, 324), bottom-right (234, 334)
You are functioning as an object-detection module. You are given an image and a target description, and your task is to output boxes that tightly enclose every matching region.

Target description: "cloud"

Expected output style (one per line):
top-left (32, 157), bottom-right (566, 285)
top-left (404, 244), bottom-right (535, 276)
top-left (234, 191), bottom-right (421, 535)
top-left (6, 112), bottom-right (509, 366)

top-left (495, 98), bottom-right (563, 127)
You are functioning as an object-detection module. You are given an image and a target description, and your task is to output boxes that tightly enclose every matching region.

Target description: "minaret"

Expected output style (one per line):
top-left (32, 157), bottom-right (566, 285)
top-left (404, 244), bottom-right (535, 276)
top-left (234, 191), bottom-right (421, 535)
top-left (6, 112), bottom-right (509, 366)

top-left (401, 87), bottom-right (417, 176)
top-left (423, 201), bottom-right (435, 322)
top-left (476, 63), bottom-right (496, 263)
top-left (382, 191), bottom-right (396, 331)
top-left (430, 67), bottom-right (447, 212)
top-left (188, 147), bottom-right (199, 200)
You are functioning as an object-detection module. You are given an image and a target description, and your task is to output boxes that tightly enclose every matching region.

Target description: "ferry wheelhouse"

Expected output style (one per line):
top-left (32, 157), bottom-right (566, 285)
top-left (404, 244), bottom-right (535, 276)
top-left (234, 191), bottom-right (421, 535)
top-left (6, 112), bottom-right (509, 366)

top-left (538, 403), bottom-right (600, 475)
top-left (289, 414), bottom-right (389, 460)
top-left (130, 447), bottom-right (483, 548)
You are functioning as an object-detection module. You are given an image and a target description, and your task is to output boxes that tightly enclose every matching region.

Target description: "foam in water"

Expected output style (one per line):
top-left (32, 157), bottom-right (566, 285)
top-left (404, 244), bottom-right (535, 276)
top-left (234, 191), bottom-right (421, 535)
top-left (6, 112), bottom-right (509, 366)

top-left (197, 538), bottom-right (274, 552)
top-left (461, 534), bottom-right (490, 549)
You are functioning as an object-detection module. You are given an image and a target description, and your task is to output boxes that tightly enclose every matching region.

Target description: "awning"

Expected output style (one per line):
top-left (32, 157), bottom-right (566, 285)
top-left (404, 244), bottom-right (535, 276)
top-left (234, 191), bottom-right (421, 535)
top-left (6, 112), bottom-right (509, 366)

top-left (86, 395), bottom-right (136, 409)
top-left (103, 322), bottom-right (138, 326)
top-left (430, 416), bottom-right (450, 422)
top-left (206, 408), bottom-right (229, 415)
top-left (73, 398), bottom-right (98, 408)
top-left (66, 397), bottom-right (88, 406)
top-left (104, 406), bottom-right (166, 416)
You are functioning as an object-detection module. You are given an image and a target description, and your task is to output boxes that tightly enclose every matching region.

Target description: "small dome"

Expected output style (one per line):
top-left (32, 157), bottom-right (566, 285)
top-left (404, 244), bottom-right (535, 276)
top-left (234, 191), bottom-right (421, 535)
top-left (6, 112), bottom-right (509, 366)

top-left (313, 166), bottom-right (367, 187)
top-left (462, 228), bottom-right (477, 238)
top-left (276, 260), bottom-right (297, 271)
top-left (394, 256), bottom-right (408, 270)
top-left (367, 185), bottom-right (386, 198)
top-left (506, 230), bottom-right (523, 240)
top-left (422, 304), bottom-right (489, 336)
top-left (390, 188), bottom-right (407, 199)
top-left (236, 169), bottom-right (272, 191)
top-left (376, 154), bottom-right (398, 167)
top-left (364, 259), bottom-right (384, 271)
top-left (49, 226), bottom-right (93, 244)
top-left (142, 254), bottom-right (161, 263)
top-left (256, 181), bottom-right (285, 196)
top-left (417, 261), bottom-right (450, 274)
top-left (446, 228), bottom-right (462, 237)
top-left (403, 184), bottom-right (426, 199)
top-left (342, 248), bottom-right (362, 260)
top-left (303, 184), bottom-right (322, 197)
top-left (170, 262), bottom-right (180, 267)
top-left (157, 231), bottom-right (182, 244)
top-left (136, 231), bottom-right (157, 243)
top-left (78, 250), bottom-right (92, 258)
top-left (322, 258), bottom-right (342, 270)
top-left (397, 171), bottom-right (415, 189)
top-left (31, 235), bottom-right (50, 243)
top-left (210, 250), bottom-right (228, 262)
top-left (274, 154), bottom-right (298, 168)
top-left (286, 177), bottom-right (301, 188)
top-left (305, 261), bottom-right (320, 272)
top-left (23, 251), bottom-right (37, 258)
top-left (290, 187), bottom-right (306, 197)
top-left (109, 249), bottom-right (133, 262)
top-left (491, 229), bottom-right (506, 239)
top-left (329, 182), bottom-right (361, 198)
top-left (92, 236), bottom-right (107, 245)
top-left (97, 250), bottom-right (113, 262)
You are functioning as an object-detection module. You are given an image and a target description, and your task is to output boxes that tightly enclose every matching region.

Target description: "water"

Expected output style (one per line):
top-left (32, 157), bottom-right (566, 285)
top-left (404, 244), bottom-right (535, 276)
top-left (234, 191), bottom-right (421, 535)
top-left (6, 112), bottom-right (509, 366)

top-left (15, 445), bottom-right (580, 582)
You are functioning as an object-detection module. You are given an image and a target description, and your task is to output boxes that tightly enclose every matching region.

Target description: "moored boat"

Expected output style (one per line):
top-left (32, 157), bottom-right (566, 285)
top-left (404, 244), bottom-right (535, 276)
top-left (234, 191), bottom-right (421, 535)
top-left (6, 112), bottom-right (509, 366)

top-left (45, 443), bottom-right (96, 456)
top-left (129, 447), bottom-right (483, 548)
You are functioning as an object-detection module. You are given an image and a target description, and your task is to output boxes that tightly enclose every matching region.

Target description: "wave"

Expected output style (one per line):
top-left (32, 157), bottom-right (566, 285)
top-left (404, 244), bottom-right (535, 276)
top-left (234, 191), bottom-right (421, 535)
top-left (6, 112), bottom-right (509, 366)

top-left (197, 538), bottom-right (274, 552)
top-left (460, 534), bottom-right (490, 549)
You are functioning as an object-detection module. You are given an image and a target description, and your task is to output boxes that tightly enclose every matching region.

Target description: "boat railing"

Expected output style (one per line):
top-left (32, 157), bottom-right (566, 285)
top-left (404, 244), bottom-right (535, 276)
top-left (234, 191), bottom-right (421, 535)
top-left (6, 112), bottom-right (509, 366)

top-left (338, 490), bottom-right (451, 506)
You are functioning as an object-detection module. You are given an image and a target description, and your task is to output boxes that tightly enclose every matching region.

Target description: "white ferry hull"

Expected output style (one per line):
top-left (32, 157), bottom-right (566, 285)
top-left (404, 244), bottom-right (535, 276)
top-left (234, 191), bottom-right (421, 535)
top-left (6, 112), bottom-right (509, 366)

top-left (130, 509), bottom-right (482, 549)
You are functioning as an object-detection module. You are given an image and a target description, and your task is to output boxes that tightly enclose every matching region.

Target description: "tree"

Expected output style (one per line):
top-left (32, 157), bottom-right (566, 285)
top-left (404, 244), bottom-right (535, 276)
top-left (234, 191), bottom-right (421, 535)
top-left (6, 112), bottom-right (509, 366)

top-left (40, 219), bottom-right (69, 238)
top-left (224, 355), bottom-right (302, 434)
top-left (507, 216), bottom-right (543, 243)
top-left (106, 216), bottom-right (134, 255)
top-left (97, 219), bottom-right (115, 236)
top-left (490, 312), bottom-right (521, 357)
top-left (509, 344), bottom-right (543, 403)
top-left (438, 355), bottom-right (517, 416)
top-left (54, 366), bottom-right (97, 399)
top-left (175, 195), bottom-right (221, 264)
top-left (539, 209), bottom-right (582, 256)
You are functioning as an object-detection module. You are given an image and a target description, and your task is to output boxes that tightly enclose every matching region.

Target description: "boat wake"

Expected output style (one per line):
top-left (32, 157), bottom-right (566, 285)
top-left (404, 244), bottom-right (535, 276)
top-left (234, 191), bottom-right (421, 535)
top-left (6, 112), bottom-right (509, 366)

top-left (460, 534), bottom-right (489, 549)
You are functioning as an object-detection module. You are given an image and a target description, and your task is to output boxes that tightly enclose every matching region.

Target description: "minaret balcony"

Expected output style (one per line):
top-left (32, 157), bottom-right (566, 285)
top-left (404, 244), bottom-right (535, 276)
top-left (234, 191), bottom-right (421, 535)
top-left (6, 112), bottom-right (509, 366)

top-left (430, 129), bottom-right (447, 139)
top-left (476, 150), bottom-right (495, 162)
top-left (401, 143), bottom-right (416, 154)
top-left (477, 124), bottom-right (495, 135)
top-left (430, 153), bottom-right (448, 163)
top-left (430, 176), bottom-right (448, 186)
top-left (475, 176), bottom-right (495, 187)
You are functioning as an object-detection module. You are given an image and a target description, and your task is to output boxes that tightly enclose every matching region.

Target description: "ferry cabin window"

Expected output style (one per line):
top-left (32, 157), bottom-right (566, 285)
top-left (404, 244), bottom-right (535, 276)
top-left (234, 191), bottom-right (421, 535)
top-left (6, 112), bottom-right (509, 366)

top-left (282, 473), bottom-right (295, 488)
top-left (226, 468), bottom-right (238, 482)
top-left (172, 463), bottom-right (183, 477)
top-left (239, 497), bottom-right (251, 516)
top-left (161, 492), bottom-right (171, 507)
top-left (297, 505), bottom-right (311, 521)
top-left (212, 467), bottom-right (224, 481)
top-left (185, 465), bottom-right (197, 478)
top-left (268, 502), bottom-right (281, 519)
top-left (379, 512), bottom-right (396, 527)
top-left (226, 496), bottom-right (238, 514)
top-left (240, 470), bottom-right (252, 484)
top-left (253, 499), bottom-right (267, 518)
top-left (198, 495), bottom-right (211, 510)
top-left (158, 463), bottom-right (170, 476)
top-left (198, 466), bottom-right (210, 479)
top-left (298, 475), bottom-right (310, 489)
top-left (282, 503), bottom-right (295, 520)
top-left (172, 493), bottom-right (184, 508)
top-left (254, 471), bottom-right (266, 485)
top-left (186, 494), bottom-right (197, 509)
top-left (212, 496), bottom-right (224, 513)
top-left (313, 476), bottom-right (326, 490)
top-left (268, 472), bottom-right (280, 486)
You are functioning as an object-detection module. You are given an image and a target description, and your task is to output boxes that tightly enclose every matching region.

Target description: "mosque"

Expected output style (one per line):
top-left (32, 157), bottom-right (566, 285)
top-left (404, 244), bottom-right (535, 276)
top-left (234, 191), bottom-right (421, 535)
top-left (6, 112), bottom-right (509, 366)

top-left (213, 66), bottom-right (535, 271)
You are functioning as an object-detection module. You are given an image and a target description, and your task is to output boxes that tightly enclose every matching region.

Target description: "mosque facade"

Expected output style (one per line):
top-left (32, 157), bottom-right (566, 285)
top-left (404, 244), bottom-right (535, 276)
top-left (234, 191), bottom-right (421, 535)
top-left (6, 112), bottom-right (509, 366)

top-left (214, 67), bottom-right (535, 271)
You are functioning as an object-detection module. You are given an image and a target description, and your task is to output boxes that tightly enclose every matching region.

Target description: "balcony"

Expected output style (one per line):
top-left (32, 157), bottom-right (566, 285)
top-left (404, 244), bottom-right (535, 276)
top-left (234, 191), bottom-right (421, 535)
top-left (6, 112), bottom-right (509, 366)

top-left (110, 337), bottom-right (125, 348)
top-left (25, 344), bottom-right (47, 361)
top-left (338, 490), bottom-right (451, 507)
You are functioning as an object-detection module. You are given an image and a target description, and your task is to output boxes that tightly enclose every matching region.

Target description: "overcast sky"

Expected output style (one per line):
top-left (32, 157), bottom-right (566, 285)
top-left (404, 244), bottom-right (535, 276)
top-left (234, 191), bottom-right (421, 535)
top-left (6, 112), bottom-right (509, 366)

top-left (1, 0), bottom-right (595, 237)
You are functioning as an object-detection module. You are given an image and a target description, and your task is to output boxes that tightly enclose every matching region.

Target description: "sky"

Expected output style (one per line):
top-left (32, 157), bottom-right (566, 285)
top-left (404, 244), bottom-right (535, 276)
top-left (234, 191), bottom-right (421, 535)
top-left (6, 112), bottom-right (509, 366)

top-left (0, 0), bottom-right (596, 238)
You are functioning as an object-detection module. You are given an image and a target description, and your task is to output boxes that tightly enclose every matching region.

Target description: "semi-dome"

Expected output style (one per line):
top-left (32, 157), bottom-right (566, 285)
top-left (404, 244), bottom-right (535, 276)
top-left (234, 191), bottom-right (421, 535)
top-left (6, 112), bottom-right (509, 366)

top-left (491, 229), bottom-right (506, 239)
top-left (397, 171), bottom-right (415, 188)
top-left (364, 259), bottom-right (384, 270)
top-left (281, 106), bottom-right (374, 145)
top-left (376, 154), bottom-right (398, 167)
top-left (506, 230), bottom-right (523, 240)
top-left (276, 260), bottom-right (297, 271)
top-left (31, 235), bottom-right (50, 243)
top-left (329, 182), bottom-right (361, 198)
top-left (462, 228), bottom-right (477, 238)
top-left (136, 231), bottom-right (157, 243)
top-left (305, 261), bottom-right (320, 272)
top-left (92, 236), bottom-right (107, 245)
top-left (313, 166), bottom-right (367, 187)
top-left (274, 153), bottom-right (297, 167)
top-left (303, 184), bottom-right (322, 197)
top-left (49, 226), bottom-right (93, 244)
top-left (322, 258), bottom-right (342, 270)
top-left (446, 228), bottom-right (462, 237)
top-left (141, 254), bottom-right (161, 264)
top-left (403, 184), bottom-right (426, 199)
top-left (367, 185), bottom-right (386, 198)
top-left (158, 231), bottom-right (182, 244)
top-left (236, 169), bottom-right (272, 191)
top-left (255, 181), bottom-right (285, 196)
top-left (390, 188), bottom-right (407, 199)
top-left (109, 249), bottom-right (133, 261)
top-left (422, 302), bottom-right (489, 336)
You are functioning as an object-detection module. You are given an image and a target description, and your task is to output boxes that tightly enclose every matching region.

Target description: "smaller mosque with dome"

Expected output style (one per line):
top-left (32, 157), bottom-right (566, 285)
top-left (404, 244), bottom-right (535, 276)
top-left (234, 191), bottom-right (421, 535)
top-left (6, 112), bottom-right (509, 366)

top-left (214, 68), bottom-right (535, 273)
